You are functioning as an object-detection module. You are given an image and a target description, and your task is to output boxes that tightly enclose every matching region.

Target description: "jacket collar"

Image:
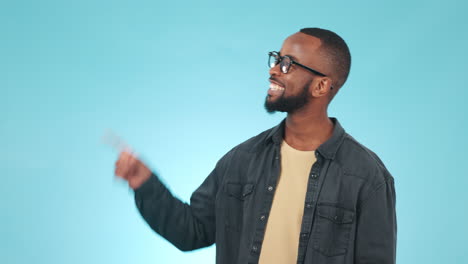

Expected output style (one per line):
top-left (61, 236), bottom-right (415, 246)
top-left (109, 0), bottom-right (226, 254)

top-left (266, 117), bottom-right (346, 160)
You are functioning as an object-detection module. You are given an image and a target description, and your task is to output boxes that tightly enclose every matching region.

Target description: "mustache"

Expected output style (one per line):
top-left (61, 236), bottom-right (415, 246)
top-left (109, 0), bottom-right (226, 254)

top-left (269, 76), bottom-right (285, 87)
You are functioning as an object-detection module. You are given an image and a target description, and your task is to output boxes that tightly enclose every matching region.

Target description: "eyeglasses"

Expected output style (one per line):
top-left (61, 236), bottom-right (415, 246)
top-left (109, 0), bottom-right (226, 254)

top-left (268, 51), bottom-right (333, 90)
top-left (268, 51), bottom-right (327, 76)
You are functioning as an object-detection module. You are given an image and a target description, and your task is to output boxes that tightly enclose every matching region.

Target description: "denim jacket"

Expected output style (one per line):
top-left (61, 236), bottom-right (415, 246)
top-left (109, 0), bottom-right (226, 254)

top-left (135, 117), bottom-right (397, 264)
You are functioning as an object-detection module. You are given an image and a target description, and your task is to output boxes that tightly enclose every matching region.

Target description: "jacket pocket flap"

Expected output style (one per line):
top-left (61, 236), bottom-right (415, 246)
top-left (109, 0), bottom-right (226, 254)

top-left (317, 205), bottom-right (354, 224)
top-left (226, 183), bottom-right (254, 200)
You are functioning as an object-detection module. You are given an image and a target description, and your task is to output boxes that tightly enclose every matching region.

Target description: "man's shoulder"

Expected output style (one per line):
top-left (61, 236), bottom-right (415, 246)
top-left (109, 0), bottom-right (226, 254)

top-left (213, 125), bottom-right (275, 171)
top-left (336, 132), bottom-right (394, 185)
top-left (232, 125), bottom-right (276, 153)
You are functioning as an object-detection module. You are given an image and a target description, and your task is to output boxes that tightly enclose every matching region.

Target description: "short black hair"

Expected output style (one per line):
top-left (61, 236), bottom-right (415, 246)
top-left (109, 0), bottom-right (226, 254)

top-left (299, 28), bottom-right (351, 91)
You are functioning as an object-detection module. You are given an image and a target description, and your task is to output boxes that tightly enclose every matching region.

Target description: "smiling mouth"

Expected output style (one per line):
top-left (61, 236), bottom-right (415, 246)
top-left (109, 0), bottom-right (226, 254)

top-left (268, 82), bottom-right (285, 97)
top-left (270, 83), bottom-right (285, 91)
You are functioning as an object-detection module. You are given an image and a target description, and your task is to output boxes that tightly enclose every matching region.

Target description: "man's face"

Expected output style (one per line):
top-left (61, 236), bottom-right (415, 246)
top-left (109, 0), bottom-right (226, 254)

top-left (264, 33), bottom-right (325, 114)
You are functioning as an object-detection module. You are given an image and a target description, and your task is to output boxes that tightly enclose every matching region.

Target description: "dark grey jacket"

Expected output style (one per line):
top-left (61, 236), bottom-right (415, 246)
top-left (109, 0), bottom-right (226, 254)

top-left (135, 117), bottom-right (397, 264)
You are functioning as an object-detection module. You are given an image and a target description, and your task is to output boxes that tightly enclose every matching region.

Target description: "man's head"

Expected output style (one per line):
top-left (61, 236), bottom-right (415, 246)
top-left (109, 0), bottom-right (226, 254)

top-left (264, 28), bottom-right (351, 114)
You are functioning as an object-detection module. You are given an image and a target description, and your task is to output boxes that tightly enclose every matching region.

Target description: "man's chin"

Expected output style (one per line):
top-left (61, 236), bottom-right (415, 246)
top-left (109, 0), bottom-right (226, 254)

top-left (264, 100), bottom-right (286, 114)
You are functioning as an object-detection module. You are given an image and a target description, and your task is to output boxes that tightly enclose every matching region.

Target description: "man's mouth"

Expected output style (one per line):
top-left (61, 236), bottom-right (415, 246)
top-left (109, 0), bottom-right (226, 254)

top-left (268, 82), bottom-right (285, 96)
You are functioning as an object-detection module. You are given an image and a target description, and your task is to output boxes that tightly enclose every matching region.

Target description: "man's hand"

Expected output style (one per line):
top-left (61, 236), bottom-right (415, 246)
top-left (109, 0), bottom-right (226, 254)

top-left (115, 151), bottom-right (152, 190)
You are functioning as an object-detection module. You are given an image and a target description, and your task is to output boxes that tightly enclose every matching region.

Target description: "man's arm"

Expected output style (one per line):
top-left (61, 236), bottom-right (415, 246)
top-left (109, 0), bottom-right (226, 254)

top-left (115, 151), bottom-right (221, 251)
top-left (354, 177), bottom-right (397, 264)
top-left (134, 168), bottom-right (219, 251)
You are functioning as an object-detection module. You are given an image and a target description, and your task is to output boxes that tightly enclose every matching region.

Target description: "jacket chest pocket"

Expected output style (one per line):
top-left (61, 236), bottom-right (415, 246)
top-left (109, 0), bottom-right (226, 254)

top-left (312, 204), bottom-right (355, 257)
top-left (223, 182), bottom-right (254, 232)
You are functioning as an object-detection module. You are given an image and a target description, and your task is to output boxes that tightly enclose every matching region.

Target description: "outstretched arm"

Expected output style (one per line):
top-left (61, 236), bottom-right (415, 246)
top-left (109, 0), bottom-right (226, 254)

top-left (115, 151), bottom-right (219, 251)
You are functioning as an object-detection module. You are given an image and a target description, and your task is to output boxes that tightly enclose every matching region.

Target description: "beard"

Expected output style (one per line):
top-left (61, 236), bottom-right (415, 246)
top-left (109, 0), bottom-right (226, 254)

top-left (264, 83), bottom-right (310, 114)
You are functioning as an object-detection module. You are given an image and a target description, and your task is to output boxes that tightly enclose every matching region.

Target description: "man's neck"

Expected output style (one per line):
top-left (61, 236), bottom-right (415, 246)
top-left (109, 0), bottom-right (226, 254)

top-left (284, 111), bottom-right (334, 151)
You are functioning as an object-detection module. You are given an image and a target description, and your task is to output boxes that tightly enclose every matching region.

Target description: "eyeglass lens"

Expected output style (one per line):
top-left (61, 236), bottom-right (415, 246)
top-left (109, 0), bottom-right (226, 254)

top-left (269, 53), bottom-right (291, 73)
top-left (268, 53), bottom-right (278, 68)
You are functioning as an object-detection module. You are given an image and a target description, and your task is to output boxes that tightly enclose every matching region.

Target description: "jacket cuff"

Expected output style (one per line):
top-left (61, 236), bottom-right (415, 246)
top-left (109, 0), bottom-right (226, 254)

top-left (134, 173), bottom-right (165, 199)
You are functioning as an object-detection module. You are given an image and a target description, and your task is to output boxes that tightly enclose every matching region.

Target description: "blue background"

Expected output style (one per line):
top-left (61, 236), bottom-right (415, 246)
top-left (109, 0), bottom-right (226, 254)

top-left (2, 0), bottom-right (467, 263)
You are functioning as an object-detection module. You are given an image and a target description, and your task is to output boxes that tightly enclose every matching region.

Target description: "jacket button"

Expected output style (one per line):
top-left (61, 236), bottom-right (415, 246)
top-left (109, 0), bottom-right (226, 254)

top-left (252, 245), bottom-right (258, 252)
top-left (311, 173), bottom-right (318, 178)
top-left (305, 203), bottom-right (312, 208)
top-left (260, 215), bottom-right (266, 221)
top-left (267, 186), bottom-right (274, 192)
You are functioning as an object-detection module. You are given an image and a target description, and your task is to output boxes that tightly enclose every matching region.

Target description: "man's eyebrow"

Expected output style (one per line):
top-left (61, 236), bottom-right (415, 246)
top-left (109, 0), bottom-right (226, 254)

top-left (283, 53), bottom-right (300, 62)
top-left (278, 51), bottom-right (300, 62)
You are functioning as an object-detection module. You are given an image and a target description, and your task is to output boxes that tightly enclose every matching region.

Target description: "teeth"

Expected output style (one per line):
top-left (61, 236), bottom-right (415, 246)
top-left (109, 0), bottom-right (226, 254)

top-left (269, 83), bottom-right (285, 91)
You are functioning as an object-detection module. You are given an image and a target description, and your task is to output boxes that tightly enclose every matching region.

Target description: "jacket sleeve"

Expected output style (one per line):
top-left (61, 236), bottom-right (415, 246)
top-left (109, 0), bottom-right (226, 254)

top-left (354, 177), bottom-right (397, 264)
top-left (134, 163), bottom-right (222, 251)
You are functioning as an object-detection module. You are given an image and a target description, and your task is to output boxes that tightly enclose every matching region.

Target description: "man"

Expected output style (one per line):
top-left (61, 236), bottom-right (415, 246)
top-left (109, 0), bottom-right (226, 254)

top-left (115, 27), bottom-right (397, 264)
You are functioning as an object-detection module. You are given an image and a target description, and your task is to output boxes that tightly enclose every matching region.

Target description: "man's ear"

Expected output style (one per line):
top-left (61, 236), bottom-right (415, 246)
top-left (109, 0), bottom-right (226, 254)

top-left (311, 77), bottom-right (333, 98)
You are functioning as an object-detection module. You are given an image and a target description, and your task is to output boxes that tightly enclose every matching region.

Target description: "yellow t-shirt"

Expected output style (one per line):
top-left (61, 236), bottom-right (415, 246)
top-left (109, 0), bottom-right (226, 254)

top-left (258, 140), bottom-right (317, 264)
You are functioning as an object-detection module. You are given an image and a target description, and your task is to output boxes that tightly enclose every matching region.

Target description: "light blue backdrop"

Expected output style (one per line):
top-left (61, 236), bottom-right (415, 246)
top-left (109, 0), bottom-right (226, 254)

top-left (2, 0), bottom-right (467, 263)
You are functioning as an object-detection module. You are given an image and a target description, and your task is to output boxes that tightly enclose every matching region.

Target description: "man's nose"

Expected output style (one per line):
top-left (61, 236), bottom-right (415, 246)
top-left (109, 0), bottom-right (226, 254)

top-left (269, 63), bottom-right (282, 76)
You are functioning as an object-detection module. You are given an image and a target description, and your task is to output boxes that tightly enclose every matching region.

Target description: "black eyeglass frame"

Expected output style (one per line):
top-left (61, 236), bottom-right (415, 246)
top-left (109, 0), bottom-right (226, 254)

top-left (268, 51), bottom-right (333, 90)
top-left (268, 51), bottom-right (328, 76)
